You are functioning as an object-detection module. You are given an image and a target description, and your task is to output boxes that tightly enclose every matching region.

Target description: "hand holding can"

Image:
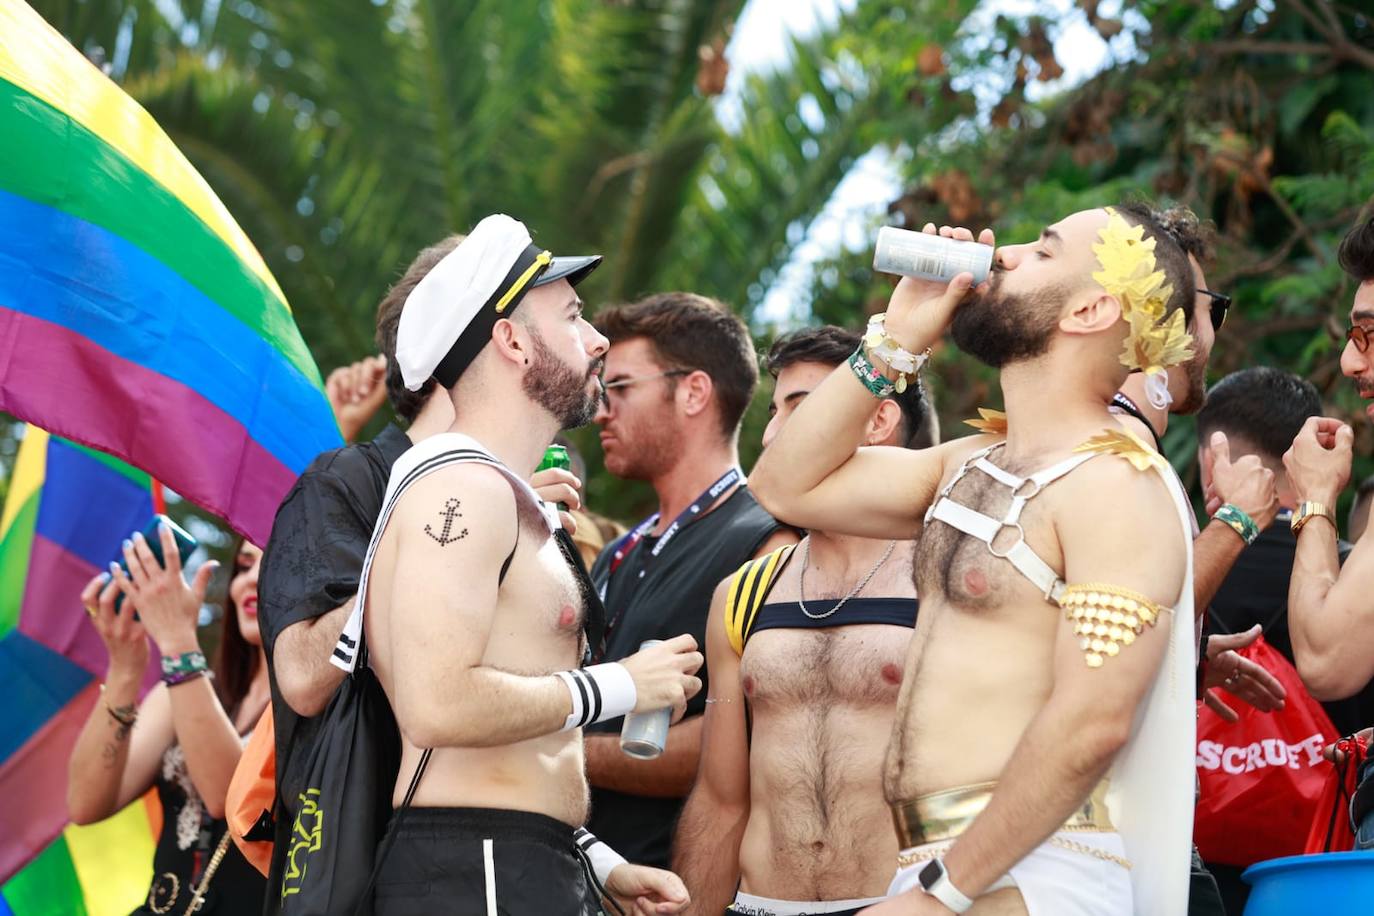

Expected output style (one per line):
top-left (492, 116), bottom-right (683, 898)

top-left (619, 635), bottom-right (703, 759)
top-left (874, 226), bottom-right (994, 285)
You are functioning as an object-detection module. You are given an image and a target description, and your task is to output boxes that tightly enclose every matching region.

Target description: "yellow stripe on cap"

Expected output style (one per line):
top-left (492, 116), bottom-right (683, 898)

top-left (0, 0), bottom-right (288, 310)
top-left (494, 251), bottom-right (552, 313)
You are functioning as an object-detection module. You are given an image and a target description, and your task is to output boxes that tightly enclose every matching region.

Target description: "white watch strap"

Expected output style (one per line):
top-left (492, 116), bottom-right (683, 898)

top-left (923, 860), bottom-right (974, 913)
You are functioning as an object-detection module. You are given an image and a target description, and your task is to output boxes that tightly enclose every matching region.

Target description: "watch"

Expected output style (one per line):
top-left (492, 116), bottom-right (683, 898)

top-left (918, 858), bottom-right (974, 913)
top-left (1291, 501), bottom-right (1336, 536)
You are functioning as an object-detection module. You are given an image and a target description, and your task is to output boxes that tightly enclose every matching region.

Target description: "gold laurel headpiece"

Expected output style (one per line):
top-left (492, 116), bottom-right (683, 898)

top-left (1092, 208), bottom-right (1195, 408)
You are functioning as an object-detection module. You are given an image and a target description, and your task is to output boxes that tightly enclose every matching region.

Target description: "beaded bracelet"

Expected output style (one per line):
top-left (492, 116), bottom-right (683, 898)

top-left (848, 347), bottom-right (896, 398)
top-left (863, 313), bottom-right (931, 394)
top-left (161, 650), bottom-right (208, 679)
top-left (1214, 503), bottom-right (1260, 546)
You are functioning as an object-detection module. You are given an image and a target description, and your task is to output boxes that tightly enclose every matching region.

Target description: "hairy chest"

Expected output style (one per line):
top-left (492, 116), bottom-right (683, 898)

top-left (915, 469), bottom-right (1065, 611)
top-left (741, 625), bottom-right (910, 707)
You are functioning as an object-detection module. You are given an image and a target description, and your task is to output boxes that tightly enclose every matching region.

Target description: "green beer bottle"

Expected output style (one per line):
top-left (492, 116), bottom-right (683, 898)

top-left (538, 445), bottom-right (571, 511)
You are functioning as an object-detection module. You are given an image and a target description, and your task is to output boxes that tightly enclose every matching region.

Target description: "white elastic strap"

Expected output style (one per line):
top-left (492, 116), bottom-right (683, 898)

top-left (555, 663), bottom-right (637, 731)
top-left (574, 827), bottom-right (627, 885)
top-left (930, 500), bottom-right (1064, 600)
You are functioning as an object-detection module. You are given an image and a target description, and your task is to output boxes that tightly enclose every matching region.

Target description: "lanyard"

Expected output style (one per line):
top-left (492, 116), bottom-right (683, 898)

top-left (598, 466), bottom-right (742, 603)
top-left (1111, 391), bottom-right (1162, 451)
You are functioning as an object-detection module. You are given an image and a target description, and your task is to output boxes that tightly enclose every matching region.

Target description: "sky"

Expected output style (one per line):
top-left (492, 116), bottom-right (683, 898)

top-left (720, 0), bottom-right (1137, 324)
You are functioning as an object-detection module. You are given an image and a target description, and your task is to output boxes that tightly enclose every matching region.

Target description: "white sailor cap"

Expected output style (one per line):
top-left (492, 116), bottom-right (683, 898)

top-left (397, 213), bottom-right (601, 390)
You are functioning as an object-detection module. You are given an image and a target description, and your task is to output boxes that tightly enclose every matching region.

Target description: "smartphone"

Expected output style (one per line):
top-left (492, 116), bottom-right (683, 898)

top-left (111, 514), bottom-right (199, 615)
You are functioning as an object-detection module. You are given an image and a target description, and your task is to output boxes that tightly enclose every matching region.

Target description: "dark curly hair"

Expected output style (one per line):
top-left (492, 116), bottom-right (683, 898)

top-left (765, 325), bottom-right (931, 448)
top-left (1338, 216), bottom-right (1374, 283)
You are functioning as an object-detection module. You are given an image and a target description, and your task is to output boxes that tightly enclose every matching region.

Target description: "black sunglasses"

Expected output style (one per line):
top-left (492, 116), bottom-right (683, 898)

top-left (1198, 288), bottom-right (1231, 332)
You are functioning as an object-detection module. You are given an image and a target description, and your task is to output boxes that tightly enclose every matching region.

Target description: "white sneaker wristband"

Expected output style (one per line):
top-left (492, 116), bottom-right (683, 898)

top-left (555, 663), bottom-right (637, 731)
top-left (574, 827), bottom-right (628, 885)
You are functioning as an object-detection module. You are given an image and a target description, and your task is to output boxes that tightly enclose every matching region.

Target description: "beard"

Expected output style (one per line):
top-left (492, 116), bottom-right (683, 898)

top-left (949, 272), bottom-right (1064, 368)
top-left (1171, 349), bottom-right (1208, 415)
top-left (522, 330), bottom-right (603, 429)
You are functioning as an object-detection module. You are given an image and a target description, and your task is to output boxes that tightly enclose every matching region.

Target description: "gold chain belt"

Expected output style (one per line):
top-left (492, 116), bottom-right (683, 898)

top-left (890, 779), bottom-right (1114, 849)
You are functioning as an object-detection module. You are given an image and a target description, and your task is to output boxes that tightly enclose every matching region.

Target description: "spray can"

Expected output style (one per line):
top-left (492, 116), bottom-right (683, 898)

top-left (873, 226), bottom-right (994, 285)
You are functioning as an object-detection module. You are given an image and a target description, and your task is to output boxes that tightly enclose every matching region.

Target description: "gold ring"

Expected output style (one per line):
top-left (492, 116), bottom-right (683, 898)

top-left (83, 604), bottom-right (97, 618)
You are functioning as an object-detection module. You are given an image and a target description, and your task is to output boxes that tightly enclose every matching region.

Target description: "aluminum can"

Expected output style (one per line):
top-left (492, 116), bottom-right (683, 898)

top-left (873, 225), bottom-right (994, 285)
top-left (620, 640), bottom-right (671, 759)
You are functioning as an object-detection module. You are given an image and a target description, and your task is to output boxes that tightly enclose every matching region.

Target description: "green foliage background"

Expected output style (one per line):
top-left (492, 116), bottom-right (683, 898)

top-left (4, 0), bottom-right (1374, 534)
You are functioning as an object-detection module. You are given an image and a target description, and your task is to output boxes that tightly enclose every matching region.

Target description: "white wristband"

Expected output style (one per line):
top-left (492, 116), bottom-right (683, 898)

top-left (555, 663), bottom-right (637, 731)
top-left (574, 827), bottom-right (627, 885)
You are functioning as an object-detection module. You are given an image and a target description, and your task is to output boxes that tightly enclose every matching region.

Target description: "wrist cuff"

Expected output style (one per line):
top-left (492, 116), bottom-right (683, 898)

top-left (574, 827), bottom-right (627, 885)
top-left (556, 663), bottom-right (637, 731)
top-left (1214, 503), bottom-right (1260, 545)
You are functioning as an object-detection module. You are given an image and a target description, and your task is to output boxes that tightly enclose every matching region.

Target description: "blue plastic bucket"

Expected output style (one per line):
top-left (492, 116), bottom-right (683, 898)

top-left (1243, 851), bottom-right (1374, 913)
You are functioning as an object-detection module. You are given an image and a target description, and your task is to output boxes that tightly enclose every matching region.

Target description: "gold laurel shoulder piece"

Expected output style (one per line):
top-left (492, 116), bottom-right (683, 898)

top-left (1057, 582), bottom-right (1169, 668)
top-left (963, 407), bottom-right (1007, 435)
top-left (1073, 428), bottom-right (1166, 473)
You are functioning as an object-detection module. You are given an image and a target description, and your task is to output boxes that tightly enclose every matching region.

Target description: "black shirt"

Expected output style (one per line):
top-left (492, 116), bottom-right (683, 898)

top-left (257, 423), bottom-right (410, 907)
top-left (1209, 519), bottom-right (1372, 737)
top-left (587, 486), bottom-right (786, 868)
top-left (135, 744), bottom-right (266, 914)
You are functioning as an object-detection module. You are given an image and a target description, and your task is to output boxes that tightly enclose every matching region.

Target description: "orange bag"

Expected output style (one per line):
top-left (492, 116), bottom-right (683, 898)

top-left (227, 703), bottom-right (276, 876)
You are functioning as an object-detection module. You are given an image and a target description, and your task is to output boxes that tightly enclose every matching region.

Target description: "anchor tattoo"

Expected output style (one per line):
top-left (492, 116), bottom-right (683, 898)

top-left (425, 498), bottom-right (469, 545)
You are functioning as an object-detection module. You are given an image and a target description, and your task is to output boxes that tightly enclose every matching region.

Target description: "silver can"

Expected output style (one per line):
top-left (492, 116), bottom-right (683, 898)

top-left (620, 640), bottom-right (671, 760)
top-left (873, 226), bottom-right (994, 285)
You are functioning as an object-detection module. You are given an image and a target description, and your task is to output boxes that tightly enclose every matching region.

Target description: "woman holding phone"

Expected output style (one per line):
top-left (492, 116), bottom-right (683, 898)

top-left (66, 525), bottom-right (269, 914)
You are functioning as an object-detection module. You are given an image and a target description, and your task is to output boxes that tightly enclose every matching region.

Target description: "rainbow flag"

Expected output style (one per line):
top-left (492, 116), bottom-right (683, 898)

top-left (0, 426), bottom-right (165, 912)
top-left (0, 0), bottom-right (341, 546)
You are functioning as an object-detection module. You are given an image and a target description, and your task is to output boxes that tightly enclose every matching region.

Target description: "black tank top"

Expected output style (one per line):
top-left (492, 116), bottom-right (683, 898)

top-left (587, 485), bottom-right (787, 868)
top-left (134, 743), bottom-right (266, 915)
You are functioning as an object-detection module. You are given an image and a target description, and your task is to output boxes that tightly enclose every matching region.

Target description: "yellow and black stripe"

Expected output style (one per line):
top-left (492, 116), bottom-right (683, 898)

top-left (724, 543), bottom-right (797, 656)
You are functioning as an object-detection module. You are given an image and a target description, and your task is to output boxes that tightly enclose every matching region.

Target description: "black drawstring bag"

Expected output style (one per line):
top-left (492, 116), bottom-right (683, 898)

top-left (277, 633), bottom-right (400, 916)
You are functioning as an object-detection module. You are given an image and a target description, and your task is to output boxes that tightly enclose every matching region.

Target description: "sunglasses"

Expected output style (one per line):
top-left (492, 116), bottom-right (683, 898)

top-left (1198, 289), bottom-right (1231, 332)
top-left (1348, 326), bottom-right (1372, 353)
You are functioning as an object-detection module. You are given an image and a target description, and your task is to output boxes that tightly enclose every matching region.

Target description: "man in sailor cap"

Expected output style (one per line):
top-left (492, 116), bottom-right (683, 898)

top-left (339, 215), bottom-right (702, 914)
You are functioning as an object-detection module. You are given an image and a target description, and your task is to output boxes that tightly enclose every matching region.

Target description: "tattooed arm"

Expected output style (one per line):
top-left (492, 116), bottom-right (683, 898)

top-left (374, 464), bottom-right (700, 749)
top-left (67, 575), bottom-right (176, 823)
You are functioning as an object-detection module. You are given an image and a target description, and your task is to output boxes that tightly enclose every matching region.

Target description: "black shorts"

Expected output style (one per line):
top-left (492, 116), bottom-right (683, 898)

top-left (372, 807), bottom-right (599, 916)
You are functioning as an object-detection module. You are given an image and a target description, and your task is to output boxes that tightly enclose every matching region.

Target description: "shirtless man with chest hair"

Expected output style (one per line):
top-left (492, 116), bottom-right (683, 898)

top-left (675, 326), bottom-right (928, 916)
top-left (335, 215), bottom-right (702, 915)
top-left (754, 207), bottom-right (1200, 916)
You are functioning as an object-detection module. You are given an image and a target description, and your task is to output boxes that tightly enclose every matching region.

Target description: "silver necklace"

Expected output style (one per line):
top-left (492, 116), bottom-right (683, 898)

top-left (797, 538), bottom-right (898, 620)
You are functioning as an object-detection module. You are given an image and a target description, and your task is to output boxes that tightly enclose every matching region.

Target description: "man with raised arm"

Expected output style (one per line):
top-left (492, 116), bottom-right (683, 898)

top-left (1284, 215), bottom-right (1374, 703)
top-left (333, 215), bottom-right (701, 915)
top-left (752, 208), bottom-right (1199, 915)
top-left (673, 327), bottom-right (927, 916)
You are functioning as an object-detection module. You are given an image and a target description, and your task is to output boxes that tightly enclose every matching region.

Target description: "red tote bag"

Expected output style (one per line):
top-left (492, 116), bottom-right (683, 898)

top-left (1194, 635), bottom-right (1340, 866)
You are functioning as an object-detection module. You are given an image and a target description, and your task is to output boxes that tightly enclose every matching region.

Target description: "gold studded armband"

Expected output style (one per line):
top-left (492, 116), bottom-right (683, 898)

top-left (1057, 583), bottom-right (1169, 668)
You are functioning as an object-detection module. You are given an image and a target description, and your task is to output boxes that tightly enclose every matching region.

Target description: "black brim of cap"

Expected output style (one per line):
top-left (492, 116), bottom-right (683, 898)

top-left (534, 255), bottom-right (601, 289)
